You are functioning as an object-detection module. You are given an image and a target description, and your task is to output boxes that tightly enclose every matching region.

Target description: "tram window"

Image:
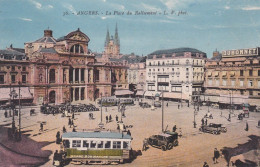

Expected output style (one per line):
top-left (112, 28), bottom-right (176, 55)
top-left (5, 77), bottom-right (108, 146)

top-left (72, 140), bottom-right (81, 148)
top-left (97, 141), bottom-right (104, 148)
top-left (123, 141), bottom-right (129, 149)
top-left (113, 141), bottom-right (121, 149)
top-left (90, 141), bottom-right (97, 148)
top-left (83, 140), bottom-right (89, 148)
top-left (105, 141), bottom-right (111, 148)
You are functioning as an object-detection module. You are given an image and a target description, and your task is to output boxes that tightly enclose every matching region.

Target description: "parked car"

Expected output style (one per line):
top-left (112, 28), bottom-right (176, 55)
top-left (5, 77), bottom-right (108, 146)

top-left (139, 102), bottom-right (151, 108)
top-left (154, 101), bottom-right (161, 107)
top-left (148, 132), bottom-right (178, 151)
top-left (208, 123), bottom-right (227, 133)
top-left (199, 124), bottom-right (221, 135)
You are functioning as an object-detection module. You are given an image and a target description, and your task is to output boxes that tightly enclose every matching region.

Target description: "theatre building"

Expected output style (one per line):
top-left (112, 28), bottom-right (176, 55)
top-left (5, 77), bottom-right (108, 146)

top-left (204, 48), bottom-right (260, 109)
top-left (145, 48), bottom-right (207, 102)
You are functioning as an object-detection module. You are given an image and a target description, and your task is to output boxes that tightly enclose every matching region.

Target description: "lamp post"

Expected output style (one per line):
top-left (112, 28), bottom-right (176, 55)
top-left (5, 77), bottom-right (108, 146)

top-left (208, 97), bottom-right (210, 113)
top-left (161, 91), bottom-right (164, 132)
top-left (98, 93), bottom-right (104, 128)
top-left (105, 92), bottom-right (108, 112)
top-left (193, 98), bottom-right (197, 128)
top-left (18, 81), bottom-right (21, 141)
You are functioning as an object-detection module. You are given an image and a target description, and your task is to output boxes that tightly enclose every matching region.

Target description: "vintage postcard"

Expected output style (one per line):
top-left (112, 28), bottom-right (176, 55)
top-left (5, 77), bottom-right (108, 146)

top-left (0, 0), bottom-right (259, 167)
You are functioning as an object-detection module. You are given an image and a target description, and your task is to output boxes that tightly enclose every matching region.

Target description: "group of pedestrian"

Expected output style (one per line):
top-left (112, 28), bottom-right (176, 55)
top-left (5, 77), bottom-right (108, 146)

top-left (106, 115), bottom-right (112, 123)
top-left (89, 113), bottom-right (94, 120)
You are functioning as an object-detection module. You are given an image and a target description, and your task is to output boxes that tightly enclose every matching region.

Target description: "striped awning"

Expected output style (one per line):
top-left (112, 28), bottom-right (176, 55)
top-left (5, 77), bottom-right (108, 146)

top-left (115, 90), bottom-right (134, 96)
top-left (136, 91), bottom-right (145, 96)
top-left (0, 87), bottom-right (33, 101)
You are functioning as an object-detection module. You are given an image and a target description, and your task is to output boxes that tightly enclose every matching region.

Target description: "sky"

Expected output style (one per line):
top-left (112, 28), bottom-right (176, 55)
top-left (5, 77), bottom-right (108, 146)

top-left (0, 0), bottom-right (260, 58)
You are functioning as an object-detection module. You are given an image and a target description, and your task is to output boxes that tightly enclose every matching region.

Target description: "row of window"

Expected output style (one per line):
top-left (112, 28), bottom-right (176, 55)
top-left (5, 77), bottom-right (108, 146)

top-left (208, 79), bottom-right (260, 88)
top-left (0, 66), bottom-right (27, 72)
top-left (148, 59), bottom-right (204, 66)
top-left (71, 140), bottom-right (130, 149)
top-left (0, 74), bottom-right (27, 84)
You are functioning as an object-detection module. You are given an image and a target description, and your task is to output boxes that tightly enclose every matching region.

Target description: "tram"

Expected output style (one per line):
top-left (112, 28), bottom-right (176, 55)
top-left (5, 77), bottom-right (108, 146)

top-left (97, 97), bottom-right (134, 106)
top-left (60, 131), bottom-right (132, 165)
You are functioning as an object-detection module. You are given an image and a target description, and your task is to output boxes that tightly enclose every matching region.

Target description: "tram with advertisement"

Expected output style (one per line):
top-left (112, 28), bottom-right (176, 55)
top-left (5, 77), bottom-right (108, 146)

top-left (59, 131), bottom-right (133, 165)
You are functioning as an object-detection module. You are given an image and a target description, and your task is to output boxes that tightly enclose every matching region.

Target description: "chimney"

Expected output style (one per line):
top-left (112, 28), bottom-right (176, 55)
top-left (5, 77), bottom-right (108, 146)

top-left (44, 29), bottom-right (53, 37)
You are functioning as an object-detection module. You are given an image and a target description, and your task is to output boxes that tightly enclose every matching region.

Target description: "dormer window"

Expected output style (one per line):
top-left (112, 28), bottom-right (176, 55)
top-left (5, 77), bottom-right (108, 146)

top-left (70, 44), bottom-right (84, 54)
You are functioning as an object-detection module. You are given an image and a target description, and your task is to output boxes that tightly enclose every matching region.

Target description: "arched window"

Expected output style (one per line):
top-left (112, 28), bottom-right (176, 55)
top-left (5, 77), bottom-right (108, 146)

top-left (70, 44), bottom-right (84, 54)
top-left (49, 69), bottom-right (55, 83)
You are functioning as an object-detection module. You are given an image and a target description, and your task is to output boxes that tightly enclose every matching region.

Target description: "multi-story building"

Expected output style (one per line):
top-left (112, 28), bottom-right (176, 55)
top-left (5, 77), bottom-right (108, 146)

top-left (128, 62), bottom-right (146, 96)
top-left (0, 47), bottom-right (33, 104)
top-left (145, 48), bottom-right (207, 102)
top-left (204, 47), bottom-right (260, 109)
top-left (0, 28), bottom-right (131, 105)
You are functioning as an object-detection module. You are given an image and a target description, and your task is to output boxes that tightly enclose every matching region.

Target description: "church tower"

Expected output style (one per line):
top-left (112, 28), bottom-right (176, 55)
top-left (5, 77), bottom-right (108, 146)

top-left (104, 24), bottom-right (120, 58)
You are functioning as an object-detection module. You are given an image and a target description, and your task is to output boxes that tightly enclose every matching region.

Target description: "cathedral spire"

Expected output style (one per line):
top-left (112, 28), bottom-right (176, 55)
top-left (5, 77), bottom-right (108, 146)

top-left (105, 27), bottom-right (110, 46)
top-left (114, 23), bottom-right (120, 46)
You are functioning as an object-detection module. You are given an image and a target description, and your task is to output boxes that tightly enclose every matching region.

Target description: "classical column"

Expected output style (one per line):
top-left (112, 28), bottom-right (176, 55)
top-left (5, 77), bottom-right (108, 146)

top-left (79, 68), bottom-right (81, 83)
top-left (73, 87), bottom-right (75, 102)
top-left (86, 69), bottom-right (88, 84)
top-left (73, 68), bottom-right (75, 83)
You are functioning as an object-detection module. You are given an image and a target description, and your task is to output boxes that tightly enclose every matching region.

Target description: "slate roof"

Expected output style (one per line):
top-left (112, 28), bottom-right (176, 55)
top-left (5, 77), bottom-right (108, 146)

top-left (62, 131), bottom-right (132, 140)
top-left (109, 55), bottom-right (146, 63)
top-left (149, 47), bottom-right (205, 55)
top-left (34, 36), bottom-right (56, 43)
top-left (0, 49), bottom-right (26, 60)
top-left (38, 48), bottom-right (57, 54)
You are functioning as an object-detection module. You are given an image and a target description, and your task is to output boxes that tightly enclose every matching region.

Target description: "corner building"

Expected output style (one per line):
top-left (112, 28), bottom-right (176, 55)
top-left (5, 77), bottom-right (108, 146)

top-left (145, 48), bottom-right (207, 102)
top-left (204, 47), bottom-right (260, 109)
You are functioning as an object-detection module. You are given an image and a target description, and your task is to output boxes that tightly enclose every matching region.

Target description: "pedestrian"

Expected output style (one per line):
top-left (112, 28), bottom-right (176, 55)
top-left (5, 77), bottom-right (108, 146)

top-left (205, 119), bottom-right (208, 125)
top-left (40, 122), bottom-right (43, 131)
top-left (4, 110), bottom-right (8, 118)
top-left (52, 109), bottom-right (55, 116)
top-left (127, 130), bottom-right (131, 136)
top-left (63, 126), bottom-right (66, 133)
top-left (197, 105), bottom-right (199, 111)
top-left (179, 128), bottom-right (182, 138)
top-left (228, 113), bottom-right (231, 122)
top-left (142, 138), bottom-right (148, 151)
top-left (71, 120), bottom-right (74, 127)
top-left (56, 131), bottom-right (60, 144)
top-left (116, 115), bottom-right (118, 122)
top-left (213, 148), bottom-right (220, 164)
top-left (245, 121), bottom-right (249, 131)
top-left (201, 118), bottom-right (204, 125)
top-left (187, 101), bottom-right (189, 107)
top-left (68, 118), bottom-right (71, 127)
top-left (109, 115), bottom-right (112, 122)
top-left (72, 127), bottom-right (76, 132)
top-left (166, 102), bottom-right (168, 107)
top-left (72, 113), bottom-right (74, 120)
top-left (178, 104), bottom-right (180, 109)
top-left (172, 125), bottom-right (177, 132)
top-left (106, 116), bottom-right (108, 123)
top-left (53, 150), bottom-right (59, 163)
top-left (203, 162), bottom-right (209, 167)
top-left (258, 120), bottom-right (260, 127)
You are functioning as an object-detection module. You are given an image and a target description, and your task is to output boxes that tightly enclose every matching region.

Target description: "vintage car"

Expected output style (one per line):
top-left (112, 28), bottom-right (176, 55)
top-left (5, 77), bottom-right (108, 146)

top-left (148, 132), bottom-right (178, 151)
top-left (154, 101), bottom-right (162, 107)
top-left (208, 123), bottom-right (227, 133)
top-left (199, 124), bottom-right (221, 135)
top-left (139, 102), bottom-right (151, 108)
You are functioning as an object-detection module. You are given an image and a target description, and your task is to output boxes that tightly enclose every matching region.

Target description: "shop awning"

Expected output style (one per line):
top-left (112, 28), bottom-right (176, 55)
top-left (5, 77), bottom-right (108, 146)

top-left (208, 72), bottom-right (212, 77)
top-left (222, 71), bottom-right (227, 77)
top-left (162, 92), bottom-right (189, 100)
top-left (136, 91), bottom-right (145, 96)
top-left (115, 90), bottom-right (134, 96)
top-left (219, 95), bottom-right (248, 104)
top-left (144, 91), bottom-right (156, 97)
top-left (0, 87), bottom-right (33, 101)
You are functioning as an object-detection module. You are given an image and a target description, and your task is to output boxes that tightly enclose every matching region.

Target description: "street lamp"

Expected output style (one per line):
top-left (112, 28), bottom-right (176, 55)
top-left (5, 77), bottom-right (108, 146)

top-left (161, 91), bottom-right (164, 132)
top-left (98, 93), bottom-right (104, 128)
top-left (18, 81), bottom-right (21, 141)
top-left (193, 99), bottom-right (197, 128)
top-left (208, 97), bottom-right (210, 113)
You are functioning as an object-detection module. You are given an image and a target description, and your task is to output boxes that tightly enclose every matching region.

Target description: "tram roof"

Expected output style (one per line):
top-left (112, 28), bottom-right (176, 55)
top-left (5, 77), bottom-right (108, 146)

top-left (62, 132), bottom-right (132, 140)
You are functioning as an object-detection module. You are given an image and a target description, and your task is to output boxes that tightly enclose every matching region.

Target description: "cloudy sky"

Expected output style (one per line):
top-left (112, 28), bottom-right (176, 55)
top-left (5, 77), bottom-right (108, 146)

top-left (0, 0), bottom-right (260, 57)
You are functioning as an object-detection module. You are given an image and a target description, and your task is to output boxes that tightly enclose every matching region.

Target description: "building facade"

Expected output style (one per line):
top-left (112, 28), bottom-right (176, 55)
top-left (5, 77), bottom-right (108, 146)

top-left (145, 48), bottom-right (207, 102)
top-left (0, 28), bottom-right (130, 105)
top-left (204, 47), bottom-right (260, 109)
top-left (128, 62), bottom-right (146, 96)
